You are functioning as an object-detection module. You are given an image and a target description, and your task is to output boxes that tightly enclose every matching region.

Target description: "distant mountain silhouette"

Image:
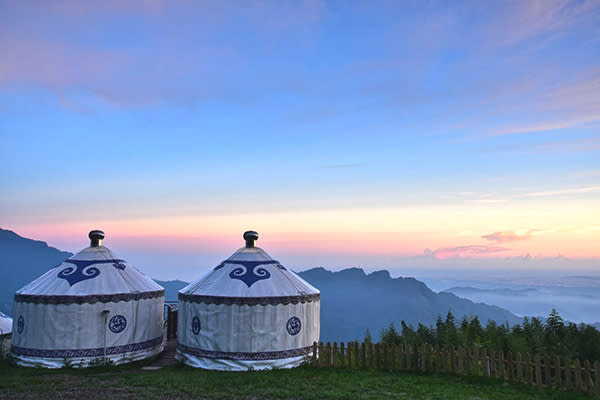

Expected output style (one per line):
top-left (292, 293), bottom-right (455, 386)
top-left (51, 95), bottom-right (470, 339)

top-left (298, 267), bottom-right (522, 342)
top-left (0, 228), bottom-right (73, 316)
top-left (154, 279), bottom-right (188, 303)
top-left (445, 286), bottom-right (538, 297)
top-left (0, 228), bottom-right (522, 343)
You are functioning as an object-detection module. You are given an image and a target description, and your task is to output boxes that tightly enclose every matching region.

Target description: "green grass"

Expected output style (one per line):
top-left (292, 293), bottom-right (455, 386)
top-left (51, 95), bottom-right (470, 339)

top-left (0, 359), bottom-right (595, 400)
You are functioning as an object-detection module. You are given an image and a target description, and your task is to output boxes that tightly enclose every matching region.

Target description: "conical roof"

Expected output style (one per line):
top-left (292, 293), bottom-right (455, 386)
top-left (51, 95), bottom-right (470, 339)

top-left (15, 230), bottom-right (163, 303)
top-left (0, 312), bottom-right (11, 335)
top-left (180, 231), bottom-right (318, 304)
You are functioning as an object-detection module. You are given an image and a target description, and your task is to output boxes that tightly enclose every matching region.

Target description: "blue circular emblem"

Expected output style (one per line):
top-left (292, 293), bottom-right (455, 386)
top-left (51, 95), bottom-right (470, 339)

top-left (286, 316), bottom-right (301, 336)
top-left (17, 315), bottom-right (24, 334)
top-left (192, 316), bottom-right (201, 335)
top-left (109, 315), bottom-right (127, 333)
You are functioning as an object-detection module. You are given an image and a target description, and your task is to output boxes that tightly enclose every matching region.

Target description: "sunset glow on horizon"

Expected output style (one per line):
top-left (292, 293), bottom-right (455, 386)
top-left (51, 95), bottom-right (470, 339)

top-left (1, 1), bottom-right (599, 280)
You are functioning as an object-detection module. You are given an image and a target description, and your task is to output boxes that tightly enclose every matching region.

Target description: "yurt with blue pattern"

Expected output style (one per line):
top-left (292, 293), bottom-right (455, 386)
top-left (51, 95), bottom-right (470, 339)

top-left (11, 230), bottom-right (164, 368)
top-left (177, 231), bottom-right (320, 370)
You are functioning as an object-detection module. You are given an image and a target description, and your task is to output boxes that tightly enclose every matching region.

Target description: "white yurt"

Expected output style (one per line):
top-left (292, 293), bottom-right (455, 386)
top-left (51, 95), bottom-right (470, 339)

top-left (177, 231), bottom-right (320, 371)
top-left (0, 312), bottom-right (12, 358)
top-left (11, 230), bottom-right (165, 368)
top-left (0, 312), bottom-right (11, 336)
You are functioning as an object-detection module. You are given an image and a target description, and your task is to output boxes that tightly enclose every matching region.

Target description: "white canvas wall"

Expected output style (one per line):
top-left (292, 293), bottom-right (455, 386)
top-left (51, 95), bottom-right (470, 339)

top-left (11, 297), bottom-right (164, 367)
top-left (177, 299), bottom-right (319, 370)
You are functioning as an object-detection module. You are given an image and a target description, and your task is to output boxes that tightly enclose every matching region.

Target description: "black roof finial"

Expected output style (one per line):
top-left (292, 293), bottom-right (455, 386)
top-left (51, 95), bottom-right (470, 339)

top-left (89, 230), bottom-right (105, 247)
top-left (243, 231), bottom-right (259, 248)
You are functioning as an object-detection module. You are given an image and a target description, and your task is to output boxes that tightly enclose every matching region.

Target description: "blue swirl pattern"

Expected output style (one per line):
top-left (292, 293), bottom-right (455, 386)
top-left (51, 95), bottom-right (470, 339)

top-left (57, 259), bottom-right (126, 286)
top-left (227, 260), bottom-right (280, 287)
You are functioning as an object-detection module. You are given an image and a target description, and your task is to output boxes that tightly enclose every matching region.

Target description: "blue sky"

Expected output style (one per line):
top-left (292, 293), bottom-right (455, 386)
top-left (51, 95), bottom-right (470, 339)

top-left (1, 1), bottom-right (599, 280)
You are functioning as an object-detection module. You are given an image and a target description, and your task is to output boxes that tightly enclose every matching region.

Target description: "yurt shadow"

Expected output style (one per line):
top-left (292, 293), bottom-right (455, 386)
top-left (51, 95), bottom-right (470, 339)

top-left (11, 230), bottom-right (165, 368)
top-left (177, 231), bottom-right (321, 371)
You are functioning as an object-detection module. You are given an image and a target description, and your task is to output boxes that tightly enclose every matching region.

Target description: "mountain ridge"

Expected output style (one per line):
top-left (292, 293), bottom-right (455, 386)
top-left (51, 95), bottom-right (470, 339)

top-left (2, 228), bottom-right (522, 342)
top-left (0, 227), bottom-right (73, 315)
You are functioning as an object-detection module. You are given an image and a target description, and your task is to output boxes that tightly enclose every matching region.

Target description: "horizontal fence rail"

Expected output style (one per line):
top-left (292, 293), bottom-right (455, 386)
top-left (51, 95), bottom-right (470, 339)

top-left (311, 342), bottom-right (599, 398)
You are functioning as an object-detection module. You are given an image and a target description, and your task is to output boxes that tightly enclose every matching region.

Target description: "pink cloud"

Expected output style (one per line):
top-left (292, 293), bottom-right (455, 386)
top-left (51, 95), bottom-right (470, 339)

top-left (0, 1), bottom-right (326, 109)
top-left (0, 36), bottom-right (130, 89)
top-left (424, 245), bottom-right (510, 259)
top-left (481, 230), bottom-right (538, 243)
top-left (484, 0), bottom-right (600, 47)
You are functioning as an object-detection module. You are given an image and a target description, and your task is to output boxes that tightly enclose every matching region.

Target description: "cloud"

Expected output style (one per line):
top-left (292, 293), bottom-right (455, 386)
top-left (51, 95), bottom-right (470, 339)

top-left (487, 68), bottom-right (600, 137)
top-left (484, 0), bottom-right (600, 47)
top-left (0, 1), bottom-right (326, 109)
top-left (481, 230), bottom-right (538, 243)
top-left (424, 245), bottom-right (510, 259)
top-left (516, 186), bottom-right (600, 198)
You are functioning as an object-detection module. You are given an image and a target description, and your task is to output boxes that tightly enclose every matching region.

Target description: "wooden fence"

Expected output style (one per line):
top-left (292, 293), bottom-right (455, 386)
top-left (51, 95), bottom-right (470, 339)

top-left (311, 341), bottom-right (600, 398)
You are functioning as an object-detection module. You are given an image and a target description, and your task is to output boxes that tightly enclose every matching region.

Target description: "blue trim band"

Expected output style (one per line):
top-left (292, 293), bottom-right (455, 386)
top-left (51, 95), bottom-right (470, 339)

top-left (11, 335), bottom-right (163, 358)
top-left (178, 292), bottom-right (319, 306)
top-left (14, 290), bottom-right (164, 305)
top-left (177, 343), bottom-right (312, 360)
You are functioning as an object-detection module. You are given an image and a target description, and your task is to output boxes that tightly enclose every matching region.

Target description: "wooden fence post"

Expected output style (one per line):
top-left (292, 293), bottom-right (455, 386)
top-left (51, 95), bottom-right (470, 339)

top-left (507, 351), bottom-right (514, 381)
top-left (535, 355), bottom-right (542, 387)
top-left (398, 343), bottom-right (404, 371)
top-left (499, 351), bottom-right (505, 380)
top-left (450, 345), bottom-right (456, 374)
top-left (375, 343), bottom-right (381, 369)
top-left (584, 360), bottom-right (593, 395)
top-left (355, 342), bottom-right (360, 368)
top-left (565, 358), bottom-right (572, 389)
top-left (384, 343), bottom-right (389, 371)
top-left (442, 346), bottom-right (448, 373)
top-left (474, 347), bottom-right (480, 375)
top-left (361, 342), bottom-right (366, 369)
top-left (490, 350), bottom-right (496, 377)
top-left (544, 356), bottom-right (551, 388)
top-left (593, 360), bottom-right (599, 398)
top-left (318, 342), bottom-right (324, 367)
top-left (435, 345), bottom-right (441, 373)
top-left (368, 342), bottom-right (374, 369)
top-left (526, 353), bottom-right (532, 386)
top-left (390, 344), bottom-right (397, 370)
top-left (481, 349), bottom-right (489, 377)
top-left (458, 346), bottom-right (464, 375)
top-left (340, 342), bottom-right (345, 367)
top-left (312, 342), bottom-right (318, 367)
top-left (415, 344), bottom-right (420, 371)
top-left (575, 359), bottom-right (582, 391)
top-left (326, 342), bottom-right (332, 367)
top-left (333, 342), bottom-right (338, 367)
top-left (555, 357), bottom-right (561, 386)
top-left (516, 352), bottom-right (523, 382)
top-left (347, 342), bottom-right (352, 367)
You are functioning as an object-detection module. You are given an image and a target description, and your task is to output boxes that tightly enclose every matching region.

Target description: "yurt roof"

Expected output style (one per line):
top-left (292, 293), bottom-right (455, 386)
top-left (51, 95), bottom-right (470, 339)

top-left (0, 312), bottom-right (11, 335)
top-left (180, 231), bottom-right (319, 305)
top-left (15, 230), bottom-right (163, 304)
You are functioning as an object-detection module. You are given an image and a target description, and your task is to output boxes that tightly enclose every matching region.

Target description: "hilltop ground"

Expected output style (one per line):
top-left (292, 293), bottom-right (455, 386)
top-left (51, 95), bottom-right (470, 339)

top-left (0, 359), bottom-right (595, 400)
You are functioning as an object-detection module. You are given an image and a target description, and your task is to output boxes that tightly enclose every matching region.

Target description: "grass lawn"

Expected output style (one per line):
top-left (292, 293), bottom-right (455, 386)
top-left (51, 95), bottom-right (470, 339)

top-left (0, 359), bottom-right (595, 400)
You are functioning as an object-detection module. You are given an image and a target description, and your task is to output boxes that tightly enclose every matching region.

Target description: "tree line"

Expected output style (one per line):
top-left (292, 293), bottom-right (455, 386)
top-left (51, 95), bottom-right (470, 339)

top-left (367, 309), bottom-right (600, 362)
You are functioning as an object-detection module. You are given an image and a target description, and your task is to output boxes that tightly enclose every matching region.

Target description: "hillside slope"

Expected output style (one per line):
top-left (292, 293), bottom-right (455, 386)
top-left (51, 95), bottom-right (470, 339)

top-left (299, 267), bottom-right (521, 342)
top-left (0, 228), bottom-right (73, 316)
